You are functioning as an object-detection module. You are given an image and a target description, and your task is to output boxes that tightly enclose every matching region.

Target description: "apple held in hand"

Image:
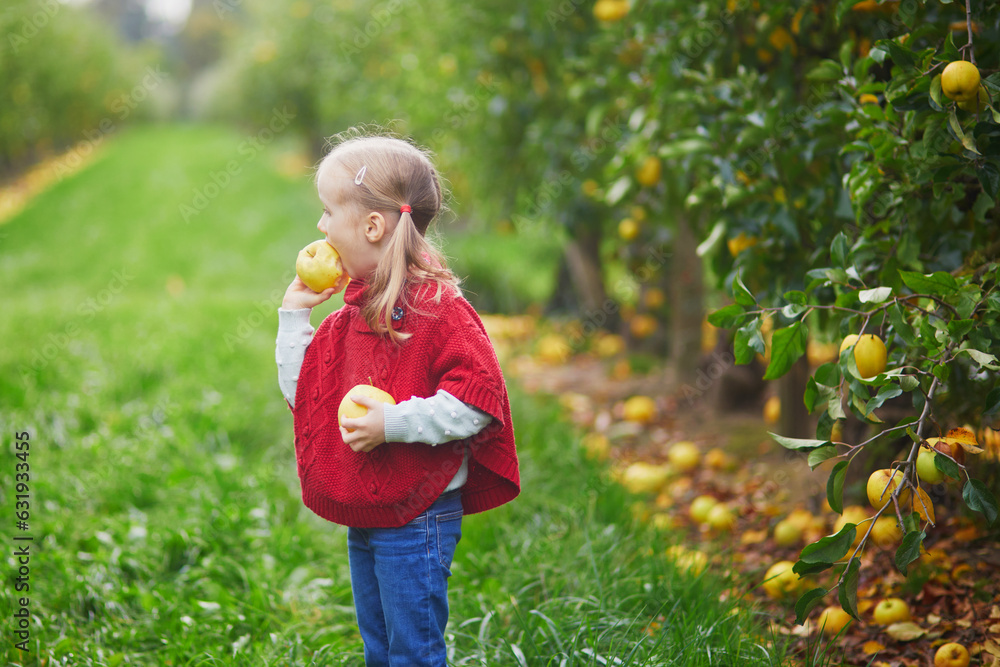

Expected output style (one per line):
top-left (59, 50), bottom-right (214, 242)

top-left (338, 385), bottom-right (396, 432)
top-left (296, 240), bottom-right (349, 294)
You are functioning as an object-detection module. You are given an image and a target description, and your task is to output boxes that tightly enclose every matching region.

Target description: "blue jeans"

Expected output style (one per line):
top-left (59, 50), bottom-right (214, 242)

top-left (347, 490), bottom-right (463, 666)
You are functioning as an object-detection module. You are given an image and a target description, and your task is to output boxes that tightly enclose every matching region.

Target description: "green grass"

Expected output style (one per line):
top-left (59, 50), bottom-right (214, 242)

top-left (0, 124), bottom-right (790, 666)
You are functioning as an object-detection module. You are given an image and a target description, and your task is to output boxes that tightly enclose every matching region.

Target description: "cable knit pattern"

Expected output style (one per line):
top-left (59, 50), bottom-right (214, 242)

top-left (292, 279), bottom-right (520, 528)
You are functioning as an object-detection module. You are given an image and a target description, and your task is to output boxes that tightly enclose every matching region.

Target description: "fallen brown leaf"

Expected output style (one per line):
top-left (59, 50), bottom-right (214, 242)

top-left (885, 621), bottom-right (927, 642)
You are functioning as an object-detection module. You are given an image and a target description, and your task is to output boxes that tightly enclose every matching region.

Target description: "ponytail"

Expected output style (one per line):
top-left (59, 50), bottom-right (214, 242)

top-left (318, 132), bottom-right (460, 343)
top-left (361, 206), bottom-right (459, 343)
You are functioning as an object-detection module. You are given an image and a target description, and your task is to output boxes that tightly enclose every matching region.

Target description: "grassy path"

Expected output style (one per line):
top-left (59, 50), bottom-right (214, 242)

top-left (0, 125), bottom-right (789, 666)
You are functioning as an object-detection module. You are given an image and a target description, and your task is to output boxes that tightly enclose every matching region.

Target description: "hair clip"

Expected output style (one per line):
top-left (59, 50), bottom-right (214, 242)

top-left (354, 165), bottom-right (367, 185)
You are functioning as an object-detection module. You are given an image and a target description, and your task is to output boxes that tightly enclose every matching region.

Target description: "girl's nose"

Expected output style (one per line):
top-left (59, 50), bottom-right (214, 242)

top-left (317, 217), bottom-right (324, 233)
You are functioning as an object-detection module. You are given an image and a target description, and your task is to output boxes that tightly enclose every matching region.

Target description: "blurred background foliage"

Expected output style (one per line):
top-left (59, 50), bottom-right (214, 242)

top-left (4, 0), bottom-right (1000, 422)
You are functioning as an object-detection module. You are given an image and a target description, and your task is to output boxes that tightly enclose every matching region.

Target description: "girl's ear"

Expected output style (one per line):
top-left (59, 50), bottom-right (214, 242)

top-left (364, 212), bottom-right (387, 243)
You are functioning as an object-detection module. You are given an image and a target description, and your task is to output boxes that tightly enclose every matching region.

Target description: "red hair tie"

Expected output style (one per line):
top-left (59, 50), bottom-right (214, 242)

top-left (400, 205), bottom-right (412, 214)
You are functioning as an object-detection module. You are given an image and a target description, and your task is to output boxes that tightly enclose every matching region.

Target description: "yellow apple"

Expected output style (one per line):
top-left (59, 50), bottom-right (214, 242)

top-left (707, 504), bottom-right (736, 531)
top-left (668, 441), bottom-right (701, 472)
top-left (667, 545), bottom-right (708, 576)
top-left (941, 60), bottom-right (981, 102)
top-left (689, 495), bottom-right (718, 523)
top-left (621, 462), bottom-right (672, 495)
top-left (934, 642), bottom-right (971, 667)
top-left (839, 334), bottom-right (859, 356)
top-left (296, 240), bottom-right (349, 294)
top-left (773, 518), bottom-right (803, 547)
top-left (623, 395), bottom-right (657, 423)
top-left (834, 505), bottom-right (872, 549)
top-left (872, 597), bottom-right (910, 624)
top-left (916, 445), bottom-right (946, 484)
top-left (927, 436), bottom-right (966, 466)
top-left (853, 334), bottom-right (887, 378)
top-left (817, 605), bottom-right (853, 637)
top-left (870, 515), bottom-right (904, 547)
top-left (338, 385), bottom-right (396, 432)
top-left (703, 447), bottom-right (731, 470)
top-left (763, 395), bottom-right (781, 424)
top-left (618, 217), bottom-right (640, 241)
top-left (762, 560), bottom-right (801, 599)
top-left (866, 468), bottom-right (911, 510)
top-left (785, 509), bottom-right (816, 531)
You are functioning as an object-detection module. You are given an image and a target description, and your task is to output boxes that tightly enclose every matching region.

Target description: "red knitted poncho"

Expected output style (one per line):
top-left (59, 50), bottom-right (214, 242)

top-left (291, 279), bottom-right (520, 528)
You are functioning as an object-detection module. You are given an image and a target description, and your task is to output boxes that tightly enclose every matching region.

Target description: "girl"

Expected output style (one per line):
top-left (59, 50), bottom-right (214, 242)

top-left (275, 131), bottom-right (520, 665)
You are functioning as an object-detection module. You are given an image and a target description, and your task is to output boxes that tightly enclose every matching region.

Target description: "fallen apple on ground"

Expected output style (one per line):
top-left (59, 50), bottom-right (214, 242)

top-left (872, 597), bottom-right (910, 625)
top-left (934, 642), bottom-right (970, 667)
top-left (817, 605), bottom-right (852, 638)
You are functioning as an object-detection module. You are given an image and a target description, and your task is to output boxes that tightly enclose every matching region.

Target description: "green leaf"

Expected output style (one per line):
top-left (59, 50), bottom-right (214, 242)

top-left (947, 284), bottom-right (981, 320)
top-left (934, 453), bottom-right (962, 481)
top-left (929, 74), bottom-right (945, 111)
top-left (707, 303), bottom-right (746, 329)
top-left (763, 322), bottom-right (808, 380)
top-left (831, 232), bottom-right (849, 267)
top-left (838, 557), bottom-right (861, 620)
top-left (947, 319), bottom-right (976, 339)
top-left (815, 362), bottom-right (841, 387)
top-left (899, 270), bottom-right (959, 296)
top-left (784, 290), bottom-right (808, 306)
top-left (948, 106), bottom-right (981, 154)
top-left (977, 161), bottom-right (1000, 200)
top-left (894, 530), bottom-right (926, 576)
top-left (984, 387), bottom-right (1000, 416)
top-left (808, 60), bottom-right (843, 83)
top-left (827, 461), bottom-right (849, 515)
top-left (769, 432), bottom-right (827, 451)
top-left (800, 523), bottom-right (857, 564)
top-left (963, 478), bottom-right (999, 525)
top-left (805, 377), bottom-right (820, 413)
top-left (865, 384), bottom-right (903, 415)
top-left (733, 272), bottom-right (756, 307)
top-left (795, 588), bottom-right (830, 625)
top-left (960, 348), bottom-right (1000, 370)
top-left (808, 445), bottom-right (839, 470)
top-left (879, 38), bottom-right (916, 69)
top-left (887, 303), bottom-right (916, 346)
top-left (933, 364), bottom-right (951, 382)
top-left (900, 375), bottom-right (919, 392)
top-left (734, 319), bottom-right (764, 365)
top-left (859, 287), bottom-right (892, 304)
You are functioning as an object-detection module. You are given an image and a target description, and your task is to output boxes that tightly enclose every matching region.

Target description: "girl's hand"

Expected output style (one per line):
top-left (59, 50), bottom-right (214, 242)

top-left (281, 276), bottom-right (338, 310)
top-left (340, 394), bottom-right (388, 453)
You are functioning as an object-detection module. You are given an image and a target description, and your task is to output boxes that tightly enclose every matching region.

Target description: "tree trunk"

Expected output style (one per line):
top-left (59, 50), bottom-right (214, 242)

top-left (669, 214), bottom-right (704, 388)
top-left (779, 355), bottom-right (812, 439)
top-left (563, 228), bottom-right (607, 317)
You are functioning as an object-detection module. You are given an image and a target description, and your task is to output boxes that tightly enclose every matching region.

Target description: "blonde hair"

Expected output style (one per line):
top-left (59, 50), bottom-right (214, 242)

top-left (317, 129), bottom-right (460, 343)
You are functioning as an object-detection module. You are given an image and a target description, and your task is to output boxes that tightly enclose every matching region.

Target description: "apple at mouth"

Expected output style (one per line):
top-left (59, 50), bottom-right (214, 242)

top-left (296, 240), bottom-right (348, 293)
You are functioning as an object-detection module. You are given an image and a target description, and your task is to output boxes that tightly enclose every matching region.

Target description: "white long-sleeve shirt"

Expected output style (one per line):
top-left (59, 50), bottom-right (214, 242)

top-left (276, 308), bottom-right (492, 491)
